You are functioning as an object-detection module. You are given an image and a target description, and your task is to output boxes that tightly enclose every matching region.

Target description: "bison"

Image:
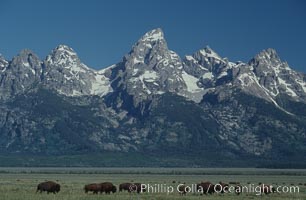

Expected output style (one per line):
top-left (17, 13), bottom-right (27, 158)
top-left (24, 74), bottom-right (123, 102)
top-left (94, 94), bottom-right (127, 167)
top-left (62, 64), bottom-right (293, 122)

top-left (119, 182), bottom-right (143, 193)
top-left (197, 182), bottom-right (214, 194)
top-left (36, 181), bottom-right (60, 194)
top-left (100, 182), bottom-right (116, 194)
top-left (84, 183), bottom-right (101, 194)
top-left (119, 183), bottom-right (131, 192)
top-left (215, 182), bottom-right (229, 193)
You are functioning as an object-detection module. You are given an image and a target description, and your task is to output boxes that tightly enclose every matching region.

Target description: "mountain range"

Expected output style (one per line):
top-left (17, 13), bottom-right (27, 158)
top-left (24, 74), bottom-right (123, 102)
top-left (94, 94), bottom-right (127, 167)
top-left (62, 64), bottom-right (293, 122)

top-left (0, 28), bottom-right (306, 167)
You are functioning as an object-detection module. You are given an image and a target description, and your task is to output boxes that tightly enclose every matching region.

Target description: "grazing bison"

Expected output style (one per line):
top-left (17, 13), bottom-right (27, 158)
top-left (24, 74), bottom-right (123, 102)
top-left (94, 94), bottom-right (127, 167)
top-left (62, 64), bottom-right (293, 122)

top-left (84, 183), bottom-right (101, 194)
top-left (100, 182), bottom-right (116, 194)
top-left (119, 183), bottom-right (131, 192)
top-left (130, 183), bottom-right (143, 193)
top-left (36, 181), bottom-right (60, 194)
top-left (215, 182), bottom-right (229, 193)
top-left (197, 182), bottom-right (214, 194)
top-left (119, 182), bottom-right (143, 193)
top-left (178, 184), bottom-right (189, 195)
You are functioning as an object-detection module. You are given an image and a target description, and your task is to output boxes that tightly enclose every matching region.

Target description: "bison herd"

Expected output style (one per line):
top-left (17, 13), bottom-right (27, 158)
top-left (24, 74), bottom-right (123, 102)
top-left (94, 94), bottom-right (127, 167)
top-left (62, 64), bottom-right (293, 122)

top-left (84, 182), bottom-right (116, 194)
top-left (36, 181), bottom-right (144, 195)
top-left (36, 180), bottom-right (279, 196)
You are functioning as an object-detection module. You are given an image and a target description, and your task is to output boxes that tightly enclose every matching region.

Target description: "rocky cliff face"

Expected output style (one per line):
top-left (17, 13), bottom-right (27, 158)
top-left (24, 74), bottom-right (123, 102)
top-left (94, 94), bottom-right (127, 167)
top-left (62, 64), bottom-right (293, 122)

top-left (0, 50), bottom-right (42, 100)
top-left (43, 45), bottom-right (112, 97)
top-left (0, 28), bottom-right (305, 166)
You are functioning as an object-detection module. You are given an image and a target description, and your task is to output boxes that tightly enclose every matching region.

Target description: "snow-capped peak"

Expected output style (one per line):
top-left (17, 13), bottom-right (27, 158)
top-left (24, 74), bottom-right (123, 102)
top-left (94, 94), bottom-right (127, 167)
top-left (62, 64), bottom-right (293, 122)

top-left (126, 28), bottom-right (170, 67)
top-left (140, 28), bottom-right (164, 42)
top-left (55, 44), bottom-right (77, 56)
top-left (250, 48), bottom-right (293, 74)
top-left (257, 48), bottom-right (279, 60)
top-left (199, 46), bottom-right (222, 60)
top-left (47, 44), bottom-right (78, 62)
top-left (251, 48), bottom-right (283, 66)
top-left (45, 44), bottom-right (91, 72)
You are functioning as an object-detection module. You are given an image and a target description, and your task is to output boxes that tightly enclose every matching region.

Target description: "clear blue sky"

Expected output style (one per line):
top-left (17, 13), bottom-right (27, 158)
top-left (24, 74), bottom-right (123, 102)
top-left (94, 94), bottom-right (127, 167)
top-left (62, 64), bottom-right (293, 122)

top-left (0, 0), bottom-right (305, 72)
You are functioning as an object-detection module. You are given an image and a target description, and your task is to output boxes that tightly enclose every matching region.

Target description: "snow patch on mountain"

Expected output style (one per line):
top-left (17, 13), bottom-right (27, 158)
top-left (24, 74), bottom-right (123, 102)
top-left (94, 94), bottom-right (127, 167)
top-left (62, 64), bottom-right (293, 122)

top-left (182, 71), bottom-right (201, 92)
top-left (202, 72), bottom-right (214, 79)
top-left (141, 28), bottom-right (164, 42)
top-left (91, 71), bottom-right (112, 96)
top-left (0, 55), bottom-right (9, 72)
top-left (140, 70), bottom-right (159, 82)
top-left (278, 77), bottom-right (297, 97)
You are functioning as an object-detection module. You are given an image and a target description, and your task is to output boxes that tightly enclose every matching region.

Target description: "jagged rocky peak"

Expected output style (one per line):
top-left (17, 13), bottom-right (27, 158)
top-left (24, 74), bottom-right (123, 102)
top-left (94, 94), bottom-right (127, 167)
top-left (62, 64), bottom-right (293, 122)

top-left (110, 28), bottom-right (188, 106)
top-left (121, 27), bottom-right (184, 74)
top-left (134, 28), bottom-right (166, 52)
top-left (254, 48), bottom-right (280, 61)
top-left (125, 28), bottom-right (171, 67)
top-left (43, 44), bottom-right (92, 79)
top-left (250, 48), bottom-right (293, 77)
top-left (249, 48), bottom-right (290, 71)
top-left (9, 49), bottom-right (42, 76)
top-left (55, 44), bottom-right (78, 57)
top-left (45, 44), bottom-right (81, 65)
top-left (52, 44), bottom-right (77, 55)
top-left (0, 54), bottom-right (9, 70)
top-left (191, 46), bottom-right (224, 64)
top-left (11, 49), bottom-right (41, 66)
top-left (140, 28), bottom-right (164, 42)
top-left (246, 48), bottom-right (306, 102)
top-left (0, 49), bottom-right (42, 100)
top-left (185, 46), bottom-right (229, 71)
top-left (198, 46), bottom-right (222, 59)
top-left (183, 46), bottom-right (234, 85)
top-left (42, 45), bottom-right (112, 97)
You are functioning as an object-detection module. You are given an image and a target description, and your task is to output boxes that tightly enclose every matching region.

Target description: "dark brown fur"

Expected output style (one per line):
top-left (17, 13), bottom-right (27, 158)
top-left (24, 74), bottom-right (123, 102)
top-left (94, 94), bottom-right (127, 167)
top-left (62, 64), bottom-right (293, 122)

top-left (119, 182), bottom-right (143, 193)
top-left (119, 183), bottom-right (132, 192)
top-left (197, 182), bottom-right (214, 194)
top-left (84, 183), bottom-right (101, 194)
top-left (36, 181), bottom-right (60, 194)
top-left (215, 182), bottom-right (229, 193)
top-left (100, 182), bottom-right (116, 194)
top-left (132, 183), bottom-right (143, 193)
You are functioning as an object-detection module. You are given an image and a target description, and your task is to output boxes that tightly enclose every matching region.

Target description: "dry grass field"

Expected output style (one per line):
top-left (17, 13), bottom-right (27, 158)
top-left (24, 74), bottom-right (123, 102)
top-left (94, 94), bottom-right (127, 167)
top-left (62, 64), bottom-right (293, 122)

top-left (0, 168), bottom-right (305, 200)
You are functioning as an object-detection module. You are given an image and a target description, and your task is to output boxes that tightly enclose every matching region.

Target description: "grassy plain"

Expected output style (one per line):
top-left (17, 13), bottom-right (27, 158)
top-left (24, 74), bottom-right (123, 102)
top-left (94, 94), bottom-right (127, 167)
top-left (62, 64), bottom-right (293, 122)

top-left (0, 168), bottom-right (305, 200)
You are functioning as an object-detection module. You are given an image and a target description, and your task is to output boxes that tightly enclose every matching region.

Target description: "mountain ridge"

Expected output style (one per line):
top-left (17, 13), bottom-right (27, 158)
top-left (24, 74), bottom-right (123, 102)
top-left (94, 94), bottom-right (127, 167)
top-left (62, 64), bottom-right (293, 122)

top-left (0, 28), bottom-right (305, 167)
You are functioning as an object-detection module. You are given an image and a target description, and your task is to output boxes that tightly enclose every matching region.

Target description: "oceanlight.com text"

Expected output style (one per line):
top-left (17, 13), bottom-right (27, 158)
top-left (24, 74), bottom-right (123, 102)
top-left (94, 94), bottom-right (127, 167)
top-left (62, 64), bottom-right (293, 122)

top-left (135, 183), bottom-right (300, 195)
